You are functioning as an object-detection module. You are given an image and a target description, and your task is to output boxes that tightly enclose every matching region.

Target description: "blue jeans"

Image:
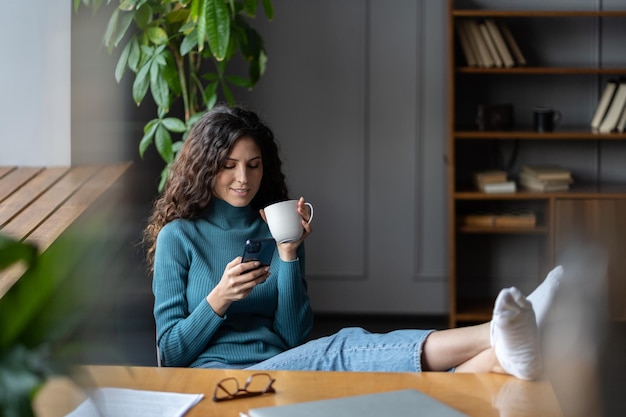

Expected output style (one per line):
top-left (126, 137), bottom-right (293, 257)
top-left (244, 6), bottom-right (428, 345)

top-left (245, 327), bottom-right (435, 372)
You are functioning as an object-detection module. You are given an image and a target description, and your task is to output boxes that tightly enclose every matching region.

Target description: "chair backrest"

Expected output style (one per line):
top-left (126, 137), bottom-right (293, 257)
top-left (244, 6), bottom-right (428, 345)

top-left (156, 335), bottom-right (162, 367)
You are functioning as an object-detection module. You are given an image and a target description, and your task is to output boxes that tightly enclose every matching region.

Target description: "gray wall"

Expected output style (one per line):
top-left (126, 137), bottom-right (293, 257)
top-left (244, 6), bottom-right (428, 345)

top-left (239, 0), bottom-right (449, 314)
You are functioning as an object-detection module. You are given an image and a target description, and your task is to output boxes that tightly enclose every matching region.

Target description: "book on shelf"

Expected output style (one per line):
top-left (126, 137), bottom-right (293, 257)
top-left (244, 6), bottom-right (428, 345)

top-left (521, 165), bottom-right (572, 182)
top-left (473, 169), bottom-right (507, 185)
top-left (479, 22), bottom-right (503, 68)
top-left (519, 171), bottom-right (571, 192)
top-left (460, 212), bottom-right (536, 228)
top-left (591, 79), bottom-right (618, 130)
top-left (617, 99), bottom-right (626, 132)
top-left (460, 214), bottom-right (496, 227)
top-left (494, 212), bottom-right (537, 228)
top-left (465, 19), bottom-right (494, 68)
top-left (497, 20), bottom-right (526, 66)
top-left (455, 20), bottom-right (478, 67)
top-left (480, 181), bottom-right (517, 194)
top-left (598, 81), bottom-right (626, 133)
top-left (484, 18), bottom-right (515, 68)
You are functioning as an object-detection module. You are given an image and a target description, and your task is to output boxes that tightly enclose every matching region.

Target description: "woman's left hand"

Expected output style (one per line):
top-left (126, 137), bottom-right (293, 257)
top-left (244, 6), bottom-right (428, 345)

top-left (260, 196), bottom-right (312, 262)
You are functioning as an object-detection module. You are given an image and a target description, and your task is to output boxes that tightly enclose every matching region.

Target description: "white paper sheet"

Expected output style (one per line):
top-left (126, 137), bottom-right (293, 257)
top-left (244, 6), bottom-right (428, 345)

top-left (65, 387), bottom-right (204, 417)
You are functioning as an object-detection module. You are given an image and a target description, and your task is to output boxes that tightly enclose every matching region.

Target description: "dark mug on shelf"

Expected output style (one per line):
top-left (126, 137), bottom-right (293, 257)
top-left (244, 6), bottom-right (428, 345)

top-left (533, 107), bottom-right (562, 132)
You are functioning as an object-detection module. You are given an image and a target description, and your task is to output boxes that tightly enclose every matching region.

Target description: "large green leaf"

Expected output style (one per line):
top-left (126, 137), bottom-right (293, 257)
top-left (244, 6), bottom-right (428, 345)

top-left (261, 0), bottom-right (274, 20)
top-left (155, 124), bottom-right (174, 163)
top-left (127, 37), bottom-right (141, 72)
top-left (139, 119), bottom-right (159, 157)
top-left (204, 0), bottom-right (230, 60)
top-left (0, 236), bottom-right (36, 271)
top-left (146, 26), bottom-right (169, 45)
top-left (132, 60), bottom-right (151, 105)
top-left (162, 117), bottom-right (187, 132)
top-left (150, 59), bottom-right (170, 110)
top-left (113, 9), bottom-right (135, 47)
top-left (180, 30), bottom-right (199, 56)
top-left (115, 39), bottom-right (132, 82)
top-left (103, 8), bottom-right (120, 51)
top-left (243, 0), bottom-right (257, 16)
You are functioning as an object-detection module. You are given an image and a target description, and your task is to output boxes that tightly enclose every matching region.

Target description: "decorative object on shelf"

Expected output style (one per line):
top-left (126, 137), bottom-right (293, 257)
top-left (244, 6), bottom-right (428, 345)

top-left (476, 103), bottom-right (513, 131)
top-left (518, 165), bottom-right (573, 192)
top-left (533, 107), bottom-right (562, 132)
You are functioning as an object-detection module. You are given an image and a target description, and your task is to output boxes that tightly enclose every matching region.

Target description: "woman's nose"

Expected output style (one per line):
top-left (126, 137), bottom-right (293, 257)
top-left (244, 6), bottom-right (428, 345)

top-left (235, 166), bottom-right (248, 183)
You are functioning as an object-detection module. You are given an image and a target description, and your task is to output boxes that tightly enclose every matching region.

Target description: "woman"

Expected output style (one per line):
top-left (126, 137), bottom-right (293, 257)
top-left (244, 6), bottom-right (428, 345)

top-left (144, 104), bottom-right (561, 380)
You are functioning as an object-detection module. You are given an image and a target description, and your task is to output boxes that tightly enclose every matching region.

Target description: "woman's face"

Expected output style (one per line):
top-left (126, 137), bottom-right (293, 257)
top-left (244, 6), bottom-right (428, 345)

top-left (212, 136), bottom-right (263, 207)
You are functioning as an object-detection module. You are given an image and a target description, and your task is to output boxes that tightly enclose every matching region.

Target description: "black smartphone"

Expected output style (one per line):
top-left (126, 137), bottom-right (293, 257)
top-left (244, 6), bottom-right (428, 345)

top-left (241, 238), bottom-right (276, 267)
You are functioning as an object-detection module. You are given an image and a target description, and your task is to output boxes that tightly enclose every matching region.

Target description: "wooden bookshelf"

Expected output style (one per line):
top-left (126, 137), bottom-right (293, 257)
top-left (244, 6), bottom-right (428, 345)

top-left (448, 1), bottom-right (626, 326)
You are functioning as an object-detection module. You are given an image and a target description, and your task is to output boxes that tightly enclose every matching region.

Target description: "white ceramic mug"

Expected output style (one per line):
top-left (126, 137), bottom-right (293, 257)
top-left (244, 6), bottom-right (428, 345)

top-left (263, 200), bottom-right (314, 243)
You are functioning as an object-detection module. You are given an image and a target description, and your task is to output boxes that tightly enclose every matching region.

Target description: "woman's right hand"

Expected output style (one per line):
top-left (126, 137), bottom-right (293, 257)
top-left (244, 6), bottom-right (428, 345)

top-left (206, 257), bottom-right (270, 317)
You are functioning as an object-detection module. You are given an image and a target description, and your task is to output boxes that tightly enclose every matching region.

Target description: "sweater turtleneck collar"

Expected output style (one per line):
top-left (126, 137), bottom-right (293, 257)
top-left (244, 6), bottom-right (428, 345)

top-left (204, 197), bottom-right (258, 229)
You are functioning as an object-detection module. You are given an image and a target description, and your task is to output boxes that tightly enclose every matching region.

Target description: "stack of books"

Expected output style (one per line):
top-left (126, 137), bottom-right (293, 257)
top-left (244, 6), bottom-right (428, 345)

top-left (455, 18), bottom-right (526, 68)
top-left (473, 170), bottom-right (516, 193)
top-left (591, 79), bottom-right (626, 133)
top-left (518, 165), bottom-right (573, 192)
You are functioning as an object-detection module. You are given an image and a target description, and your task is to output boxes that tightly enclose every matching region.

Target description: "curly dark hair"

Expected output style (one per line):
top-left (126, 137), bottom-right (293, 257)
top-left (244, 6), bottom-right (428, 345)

top-left (142, 104), bottom-right (290, 271)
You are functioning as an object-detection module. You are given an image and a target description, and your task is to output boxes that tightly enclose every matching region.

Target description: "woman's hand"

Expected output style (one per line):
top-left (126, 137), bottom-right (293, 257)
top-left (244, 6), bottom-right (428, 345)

top-left (206, 257), bottom-right (270, 316)
top-left (260, 196), bottom-right (313, 262)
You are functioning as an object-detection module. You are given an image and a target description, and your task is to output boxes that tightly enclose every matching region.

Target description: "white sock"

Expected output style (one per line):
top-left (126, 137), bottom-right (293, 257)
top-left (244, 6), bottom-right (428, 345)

top-left (491, 287), bottom-right (542, 380)
top-left (527, 265), bottom-right (562, 328)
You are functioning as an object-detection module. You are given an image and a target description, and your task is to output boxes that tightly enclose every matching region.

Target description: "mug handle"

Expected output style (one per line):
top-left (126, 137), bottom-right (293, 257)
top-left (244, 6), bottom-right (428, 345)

top-left (553, 110), bottom-right (562, 126)
top-left (304, 202), bottom-right (314, 224)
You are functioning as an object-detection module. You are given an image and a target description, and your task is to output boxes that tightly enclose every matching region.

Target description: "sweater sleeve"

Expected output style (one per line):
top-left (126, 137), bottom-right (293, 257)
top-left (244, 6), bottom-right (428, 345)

top-left (153, 224), bottom-right (225, 367)
top-left (272, 245), bottom-right (314, 347)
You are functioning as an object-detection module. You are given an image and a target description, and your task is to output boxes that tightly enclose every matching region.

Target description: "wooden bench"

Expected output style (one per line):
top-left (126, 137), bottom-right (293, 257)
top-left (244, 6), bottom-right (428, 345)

top-left (0, 163), bottom-right (132, 298)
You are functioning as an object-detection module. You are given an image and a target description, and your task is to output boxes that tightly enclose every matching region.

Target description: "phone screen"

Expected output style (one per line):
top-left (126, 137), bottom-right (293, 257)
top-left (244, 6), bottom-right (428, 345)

top-left (241, 238), bottom-right (276, 266)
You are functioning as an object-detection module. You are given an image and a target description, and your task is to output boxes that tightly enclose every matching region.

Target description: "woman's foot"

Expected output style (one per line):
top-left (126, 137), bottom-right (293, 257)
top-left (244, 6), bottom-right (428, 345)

top-left (527, 265), bottom-right (562, 328)
top-left (491, 287), bottom-right (542, 380)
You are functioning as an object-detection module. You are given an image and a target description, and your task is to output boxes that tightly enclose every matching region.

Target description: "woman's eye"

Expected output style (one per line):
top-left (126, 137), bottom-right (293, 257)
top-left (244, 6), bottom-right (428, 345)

top-left (223, 165), bottom-right (235, 170)
top-left (248, 164), bottom-right (260, 169)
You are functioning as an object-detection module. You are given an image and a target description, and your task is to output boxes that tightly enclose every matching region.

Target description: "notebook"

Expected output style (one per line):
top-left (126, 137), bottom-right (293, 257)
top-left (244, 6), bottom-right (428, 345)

top-left (245, 389), bottom-right (468, 417)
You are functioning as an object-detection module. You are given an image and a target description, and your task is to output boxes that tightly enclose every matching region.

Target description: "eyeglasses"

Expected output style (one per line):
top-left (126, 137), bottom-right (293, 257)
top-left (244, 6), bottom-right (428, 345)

top-left (213, 373), bottom-right (276, 402)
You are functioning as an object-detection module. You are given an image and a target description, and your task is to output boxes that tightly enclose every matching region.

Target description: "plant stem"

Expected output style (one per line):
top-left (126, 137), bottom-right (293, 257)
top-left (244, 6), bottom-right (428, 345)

top-left (172, 46), bottom-right (191, 122)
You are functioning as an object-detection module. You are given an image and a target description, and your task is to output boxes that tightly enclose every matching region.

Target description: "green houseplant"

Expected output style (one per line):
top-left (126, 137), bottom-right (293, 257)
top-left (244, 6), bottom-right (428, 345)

top-left (75, 0), bottom-right (274, 189)
top-left (0, 214), bottom-right (126, 416)
top-left (0, 234), bottom-right (78, 417)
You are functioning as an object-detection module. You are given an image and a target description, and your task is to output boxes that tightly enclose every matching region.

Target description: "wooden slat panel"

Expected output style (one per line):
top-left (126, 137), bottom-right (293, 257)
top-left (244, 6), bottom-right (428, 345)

top-left (0, 166), bottom-right (17, 180)
top-left (0, 163), bottom-right (132, 298)
top-left (1, 166), bottom-right (99, 241)
top-left (29, 163), bottom-right (132, 251)
top-left (0, 167), bottom-right (44, 203)
top-left (0, 167), bottom-right (69, 229)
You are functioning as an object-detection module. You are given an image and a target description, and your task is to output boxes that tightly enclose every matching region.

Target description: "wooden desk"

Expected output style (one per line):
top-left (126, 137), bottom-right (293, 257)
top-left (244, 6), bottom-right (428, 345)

top-left (34, 366), bottom-right (563, 417)
top-left (0, 163), bottom-right (131, 297)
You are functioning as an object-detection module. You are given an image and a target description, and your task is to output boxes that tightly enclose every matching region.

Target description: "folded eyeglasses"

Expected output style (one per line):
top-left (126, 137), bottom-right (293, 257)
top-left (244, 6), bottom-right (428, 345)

top-left (213, 373), bottom-right (276, 402)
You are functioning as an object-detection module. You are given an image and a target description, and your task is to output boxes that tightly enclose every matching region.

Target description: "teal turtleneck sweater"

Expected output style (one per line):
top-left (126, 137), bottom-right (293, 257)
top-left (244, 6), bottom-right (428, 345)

top-left (153, 198), bottom-right (313, 368)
